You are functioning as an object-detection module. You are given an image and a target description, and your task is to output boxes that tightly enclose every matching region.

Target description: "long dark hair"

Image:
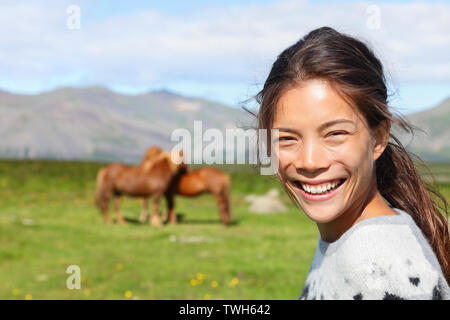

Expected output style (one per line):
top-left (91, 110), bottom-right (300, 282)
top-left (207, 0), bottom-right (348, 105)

top-left (255, 27), bottom-right (450, 283)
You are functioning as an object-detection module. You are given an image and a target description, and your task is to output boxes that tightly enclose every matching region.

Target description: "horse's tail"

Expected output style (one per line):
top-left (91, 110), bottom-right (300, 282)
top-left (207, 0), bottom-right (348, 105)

top-left (222, 173), bottom-right (232, 219)
top-left (95, 167), bottom-right (109, 212)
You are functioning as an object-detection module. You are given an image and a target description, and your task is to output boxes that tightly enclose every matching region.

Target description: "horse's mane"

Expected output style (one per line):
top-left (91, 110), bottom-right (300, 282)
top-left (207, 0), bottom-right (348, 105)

top-left (140, 146), bottom-right (163, 163)
top-left (141, 150), bottom-right (183, 174)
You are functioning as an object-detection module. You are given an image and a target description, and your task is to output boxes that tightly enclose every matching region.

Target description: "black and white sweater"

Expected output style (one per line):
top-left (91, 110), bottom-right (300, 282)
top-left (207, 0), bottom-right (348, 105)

top-left (299, 208), bottom-right (449, 300)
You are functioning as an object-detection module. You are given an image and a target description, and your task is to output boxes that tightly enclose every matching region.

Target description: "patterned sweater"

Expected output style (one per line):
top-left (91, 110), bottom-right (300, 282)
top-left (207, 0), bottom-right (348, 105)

top-left (299, 208), bottom-right (449, 300)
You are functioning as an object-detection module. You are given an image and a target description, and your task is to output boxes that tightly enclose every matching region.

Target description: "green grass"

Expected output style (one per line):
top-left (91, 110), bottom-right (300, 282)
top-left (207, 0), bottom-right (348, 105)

top-left (0, 160), bottom-right (318, 300)
top-left (0, 160), bottom-right (449, 300)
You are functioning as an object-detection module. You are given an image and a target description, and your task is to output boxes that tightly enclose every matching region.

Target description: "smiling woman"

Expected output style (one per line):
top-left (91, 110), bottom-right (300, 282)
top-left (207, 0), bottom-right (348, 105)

top-left (273, 80), bottom-right (393, 234)
top-left (255, 27), bottom-right (450, 300)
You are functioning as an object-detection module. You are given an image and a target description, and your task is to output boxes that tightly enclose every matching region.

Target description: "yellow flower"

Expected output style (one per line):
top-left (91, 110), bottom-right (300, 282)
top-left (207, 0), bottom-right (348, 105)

top-left (204, 294), bottom-right (211, 300)
top-left (84, 289), bottom-right (91, 296)
top-left (211, 280), bottom-right (218, 288)
top-left (12, 289), bottom-right (20, 296)
top-left (190, 279), bottom-right (198, 286)
top-left (196, 273), bottom-right (205, 280)
top-left (229, 277), bottom-right (239, 288)
top-left (25, 294), bottom-right (32, 300)
top-left (116, 264), bottom-right (124, 271)
top-left (124, 290), bottom-right (132, 298)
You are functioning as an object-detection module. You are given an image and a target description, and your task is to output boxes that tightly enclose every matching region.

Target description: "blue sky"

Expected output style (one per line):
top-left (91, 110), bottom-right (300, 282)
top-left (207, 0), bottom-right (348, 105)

top-left (0, 0), bottom-right (449, 114)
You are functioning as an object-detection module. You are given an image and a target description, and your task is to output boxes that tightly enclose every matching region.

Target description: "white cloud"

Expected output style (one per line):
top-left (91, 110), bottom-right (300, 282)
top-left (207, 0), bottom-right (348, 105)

top-left (0, 0), bottom-right (449, 93)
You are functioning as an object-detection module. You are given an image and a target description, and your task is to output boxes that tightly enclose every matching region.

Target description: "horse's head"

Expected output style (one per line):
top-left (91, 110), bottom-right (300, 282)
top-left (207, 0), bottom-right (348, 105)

top-left (140, 146), bottom-right (165, 172)
top-left (168, 149), bottom-right (187, 174)
top-left (140, 146), bottom-right (164, 166)
top-left (141, 149), bottom-right (185, 174)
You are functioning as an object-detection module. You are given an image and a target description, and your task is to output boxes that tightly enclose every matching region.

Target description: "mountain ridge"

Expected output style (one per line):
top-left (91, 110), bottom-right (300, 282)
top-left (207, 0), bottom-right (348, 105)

top-left (401, 97), bottom-right (450, 162)
top-left (0, 86), bottom-right (448, 163)
top-left (0, 86), bottom-right (252, 163)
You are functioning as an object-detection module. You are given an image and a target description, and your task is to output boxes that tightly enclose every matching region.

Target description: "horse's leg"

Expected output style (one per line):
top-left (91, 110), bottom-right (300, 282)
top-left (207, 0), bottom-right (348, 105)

top-left (165, 192), bottom-right (176, 224)
top-left (114, 196), bottom-right (126, 225)
top-left (150, 194), bottom-right (162, 227)
top-left (102, 204), bottom-right (112, 225)
top-left (139, 197), bottom-right (149, 222)
top-left (98, 185), bottom-right (112, 225)
top-left (214, 192), bottom-right (230, 226)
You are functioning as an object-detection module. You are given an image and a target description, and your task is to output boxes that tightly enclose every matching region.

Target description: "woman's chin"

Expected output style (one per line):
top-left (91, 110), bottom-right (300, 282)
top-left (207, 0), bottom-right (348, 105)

top-left (302, 207), bottom-right (343, 224)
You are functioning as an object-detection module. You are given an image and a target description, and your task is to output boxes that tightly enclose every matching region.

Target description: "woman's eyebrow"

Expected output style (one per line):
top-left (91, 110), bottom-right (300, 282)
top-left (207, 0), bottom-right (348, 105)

top-left (274, 119), bottom-right (355, 134)
top-left (273, 127), bottom-right (299, 134)
top-left (319, 119), bottom-right (355, 131)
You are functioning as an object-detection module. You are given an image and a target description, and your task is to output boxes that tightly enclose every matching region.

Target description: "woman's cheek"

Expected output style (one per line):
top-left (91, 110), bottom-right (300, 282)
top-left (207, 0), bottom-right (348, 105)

top-left (328, 139), bottom-right (365, 167)
top-left (277, 148), bottom-right (298, 170)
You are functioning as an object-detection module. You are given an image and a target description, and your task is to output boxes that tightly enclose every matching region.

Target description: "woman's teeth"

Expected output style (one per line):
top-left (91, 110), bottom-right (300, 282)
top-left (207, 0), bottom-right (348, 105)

top-left (299, 180), bottom-right (343, 195)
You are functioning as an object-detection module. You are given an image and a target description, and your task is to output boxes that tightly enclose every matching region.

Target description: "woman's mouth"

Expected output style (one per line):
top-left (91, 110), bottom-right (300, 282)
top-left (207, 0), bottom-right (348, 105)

top-left (292, 178), bottom-right (346, 201)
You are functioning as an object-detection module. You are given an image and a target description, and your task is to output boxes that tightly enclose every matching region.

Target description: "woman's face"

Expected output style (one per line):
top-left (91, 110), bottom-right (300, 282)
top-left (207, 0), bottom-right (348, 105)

top-left (272, 79), bottom-right (384, 224)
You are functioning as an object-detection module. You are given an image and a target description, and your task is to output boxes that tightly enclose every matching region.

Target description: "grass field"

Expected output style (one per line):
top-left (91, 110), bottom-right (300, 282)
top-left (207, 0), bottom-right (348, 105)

top-left (0, 160), bottom-right (449, 300)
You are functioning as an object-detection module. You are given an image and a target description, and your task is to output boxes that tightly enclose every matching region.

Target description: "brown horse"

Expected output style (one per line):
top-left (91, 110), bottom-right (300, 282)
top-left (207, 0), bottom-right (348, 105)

top-left (95, 150), bottom-right (185, 226)
top-left (139, 147), bottom-right (232, 226)
top-left (139, 146), bottom-right (164, 170)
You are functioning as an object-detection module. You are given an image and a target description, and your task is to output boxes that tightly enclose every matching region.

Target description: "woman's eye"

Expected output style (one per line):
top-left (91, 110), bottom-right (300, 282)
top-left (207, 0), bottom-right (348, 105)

top-left (329, 131), bottom-right (347, 136)
top-left (325, 131), bottom-right (348, 142)
top-left (276, 137), bottom-right (296, 145)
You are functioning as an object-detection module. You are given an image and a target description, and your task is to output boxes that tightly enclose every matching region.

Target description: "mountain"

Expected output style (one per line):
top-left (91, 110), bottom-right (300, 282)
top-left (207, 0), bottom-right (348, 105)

top-left (399, 97), bottom-right (450, 162)
top-left (0, 87), bottom-right (253, 163)
top-left (0, 86), bottom-right (447, 163)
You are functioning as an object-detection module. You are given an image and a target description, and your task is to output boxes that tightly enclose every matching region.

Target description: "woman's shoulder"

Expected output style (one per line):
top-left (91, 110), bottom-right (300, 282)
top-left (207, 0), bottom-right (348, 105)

top-left (331, 208), bottom-right (449, 299)
top-left (337, 208), bottom-right (438, 265)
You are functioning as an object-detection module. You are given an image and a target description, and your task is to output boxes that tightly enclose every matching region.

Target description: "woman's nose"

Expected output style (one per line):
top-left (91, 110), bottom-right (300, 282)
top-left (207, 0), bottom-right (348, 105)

top-left (293, 139), bottom-right (330, 172)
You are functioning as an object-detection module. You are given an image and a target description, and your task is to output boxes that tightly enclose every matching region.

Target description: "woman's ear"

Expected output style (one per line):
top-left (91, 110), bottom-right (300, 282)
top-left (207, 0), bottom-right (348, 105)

top-left (372, 120), bottom-right (390, 161)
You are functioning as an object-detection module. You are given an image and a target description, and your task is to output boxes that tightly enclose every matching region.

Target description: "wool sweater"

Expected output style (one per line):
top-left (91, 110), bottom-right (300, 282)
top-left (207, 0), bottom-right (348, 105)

top-left (299, 208), bottom-right (449, 300)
